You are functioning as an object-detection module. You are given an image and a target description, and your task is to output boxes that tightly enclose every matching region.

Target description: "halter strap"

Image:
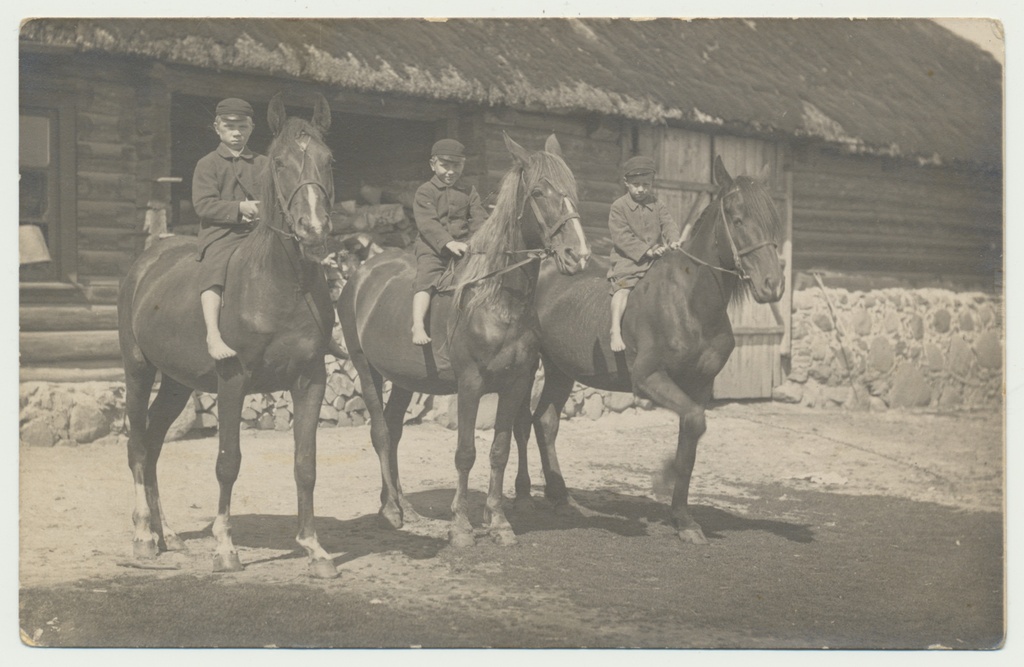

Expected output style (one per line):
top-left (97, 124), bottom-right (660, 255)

top-left (675, 190), bottom-right (777, 281)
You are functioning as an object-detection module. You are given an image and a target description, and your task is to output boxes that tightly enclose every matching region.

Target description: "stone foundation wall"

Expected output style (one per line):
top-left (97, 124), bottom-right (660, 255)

top-left (18, 360), bottom-right (653, 447)
top-left (19, 285), bottom-right (1003, 447)
top-left (774, 286), bottom-right (1003, 411)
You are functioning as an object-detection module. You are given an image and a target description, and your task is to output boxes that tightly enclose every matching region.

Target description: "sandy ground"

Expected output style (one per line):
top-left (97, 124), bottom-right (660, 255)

top-left (19, 401), bottom-right (1002, 590)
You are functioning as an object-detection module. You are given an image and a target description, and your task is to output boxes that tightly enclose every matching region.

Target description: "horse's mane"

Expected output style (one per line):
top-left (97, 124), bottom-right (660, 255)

top-left (453, 151), bottom-right (578, 322)
top-left (733, 175), bottom-right (782, 244)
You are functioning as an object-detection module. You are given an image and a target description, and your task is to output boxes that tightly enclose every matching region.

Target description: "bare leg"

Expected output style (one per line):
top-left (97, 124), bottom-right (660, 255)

top-left (290, 359), bottom-right (337, 578)
top-left (201, 288), bottom-right (237, 359)
top-left (411, 290), bottom-right (432, 345)
top-left (609, 288), bottom-right (630, 352)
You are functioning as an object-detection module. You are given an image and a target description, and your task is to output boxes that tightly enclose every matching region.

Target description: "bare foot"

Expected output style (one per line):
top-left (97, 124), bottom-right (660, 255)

top-left (411, 326), bottom-right (431, 346)
top-left (207, 336), bottom-right (237, 360)
top-left (609, 331), bottom-right (626, 353)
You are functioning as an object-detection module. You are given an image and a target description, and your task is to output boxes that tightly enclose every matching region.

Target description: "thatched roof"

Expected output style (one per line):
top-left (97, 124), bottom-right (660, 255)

top-left (21, 17), bottom-right (1002, 167)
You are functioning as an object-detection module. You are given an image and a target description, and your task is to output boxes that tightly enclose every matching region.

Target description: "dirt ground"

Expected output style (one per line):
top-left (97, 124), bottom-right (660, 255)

top-left (17, 401), bottom-right (1005, 649)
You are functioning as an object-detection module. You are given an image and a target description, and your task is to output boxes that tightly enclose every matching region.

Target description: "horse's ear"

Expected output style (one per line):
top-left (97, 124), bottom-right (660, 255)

top-left (544, 134), bottom-right (562, 157)
top-left (712, 155), bottom-right (734, 191)
top-left (755, 161), bottom-right (771, 183)
top-left (504, 131), bottom-right (532, 168)
top-left (312, 93), bottom-right (331, 135)
top-left (268, 93), bottom-right (286, 137)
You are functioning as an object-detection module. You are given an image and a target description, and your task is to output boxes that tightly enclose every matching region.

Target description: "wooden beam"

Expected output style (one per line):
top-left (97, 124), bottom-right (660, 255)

top-left (20, 330), bottom-right (122, 364)
top-left (20, 305), bottom-right (119, 331)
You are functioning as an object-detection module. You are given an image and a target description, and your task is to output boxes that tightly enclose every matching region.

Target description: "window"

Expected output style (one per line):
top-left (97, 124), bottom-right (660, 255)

top-left (20, 109), bottom-right (60, 281)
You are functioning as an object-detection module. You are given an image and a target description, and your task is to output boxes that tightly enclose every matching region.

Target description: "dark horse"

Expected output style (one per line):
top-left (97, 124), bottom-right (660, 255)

top-left (118, 93), bottom-right (339, 577)
top-left (337, 133), bottom-right (591, 547)
top-left (516, 156), bottom-right (785, 544)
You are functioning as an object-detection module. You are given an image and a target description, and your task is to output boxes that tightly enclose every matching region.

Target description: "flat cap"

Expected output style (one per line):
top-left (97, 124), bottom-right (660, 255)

top-left (216, 98), bottom-right (255, 119)
top-left (622, 155), bottom-right (657, 177)
top-left (431, 139), bottom-right (466, 158)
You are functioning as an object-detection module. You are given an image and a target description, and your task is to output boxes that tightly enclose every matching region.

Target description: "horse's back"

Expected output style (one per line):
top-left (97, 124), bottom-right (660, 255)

top-left (339, 248), bottom-right (457, 393)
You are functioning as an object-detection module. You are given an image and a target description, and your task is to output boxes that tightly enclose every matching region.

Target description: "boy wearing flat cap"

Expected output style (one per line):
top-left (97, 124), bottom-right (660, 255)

top-left (607, 155), bottom-right (682, 352)
top-left (410, 138), bottom-right (488, 345)
top-left (193, 97), bottom-right (267, 359)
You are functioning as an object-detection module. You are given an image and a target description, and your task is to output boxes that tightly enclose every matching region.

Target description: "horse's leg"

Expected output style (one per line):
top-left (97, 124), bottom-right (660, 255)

top-left (383, 386), bottom-right (422, 523)
top-left (140, 375), bottom-right (193, 553)
top-left (632, 365), bottom-right (711, 545)
top-left (211, 362), bottom-right (250, 571)
top-left (484, 372), bottom-right (533, 546)
top-left (351, 350), bottom-right (404, 528)
top-left (125, 362), bottom-right (159, 558)
top-left (530, 360), bottom-right (578, 514)
top-left (450, 373), bottom-right (484, 548)
top-left (512, 358), bottom-right (540, 512)
top-left (290, 358), bottom-right (337, 579)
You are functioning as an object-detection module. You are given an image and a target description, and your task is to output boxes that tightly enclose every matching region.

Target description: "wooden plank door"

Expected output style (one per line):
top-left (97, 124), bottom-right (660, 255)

top-left (711, 136), bottom-right (792, 398)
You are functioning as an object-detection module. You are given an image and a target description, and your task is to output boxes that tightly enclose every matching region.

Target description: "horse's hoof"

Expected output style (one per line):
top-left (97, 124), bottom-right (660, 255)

top-left (309, 558), bottom-right (339, 579)
top-left (449, 529), bottom-right (476, 549)
top-left (513, 495), bottom-right (536, 514)
top-left (133, 539), bottom-right (159, 560)
top-left (212, 552), bottom-right (244, 572)
top-left (677, 528), bottom-right (709, 545)
top-left (163, 534), bottom-right (187, 552)
top-left (491, 530), bottom-right (518, 547)
top-left (379, 505), bottom-right (403, 530)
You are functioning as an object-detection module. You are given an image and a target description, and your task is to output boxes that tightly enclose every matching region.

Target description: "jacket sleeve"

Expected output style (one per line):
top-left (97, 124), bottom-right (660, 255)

top-left (658, 200), bottom-right (683, 243)
top-left (467, 187), bottom-right (489, 234)
top-left (192, 156), bottom-right (242, 224)
top-left (609, 201), bottom-right (654, 262)
top-left (413, 185), bottom-right (454, 254)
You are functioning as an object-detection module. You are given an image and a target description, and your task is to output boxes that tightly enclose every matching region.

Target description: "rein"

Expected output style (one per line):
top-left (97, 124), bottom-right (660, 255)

top-left (675, 191), bottom-right (776, 281)
top-left (451, 167), bottom-right (576, 292)
top-left (269, 144), bottom-right (333, 240)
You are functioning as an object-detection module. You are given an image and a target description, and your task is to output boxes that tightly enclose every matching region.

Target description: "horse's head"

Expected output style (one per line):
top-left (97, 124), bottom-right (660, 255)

top-left (504, 132), bottom-right (591, 275)
top-left (711, 156), bottom-right (785, 303)
top-left (265, 92), bottom-right (335, 262)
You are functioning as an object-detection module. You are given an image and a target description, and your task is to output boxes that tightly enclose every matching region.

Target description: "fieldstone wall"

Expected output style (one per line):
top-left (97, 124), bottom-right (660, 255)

top-left (19, 283), bottom-right (1002, 447)
top-left (774, 285), bottom-right (1003, 411)
top-left (18, 356), bottom-right (654, 447)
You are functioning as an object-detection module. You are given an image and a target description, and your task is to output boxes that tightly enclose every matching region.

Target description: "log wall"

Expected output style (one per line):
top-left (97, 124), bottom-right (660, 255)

top-left (790, 146), bottom-right (1002, 291)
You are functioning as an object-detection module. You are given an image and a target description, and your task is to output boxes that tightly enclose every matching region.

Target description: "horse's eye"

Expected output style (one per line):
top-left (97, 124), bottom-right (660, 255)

top-left (530, 188), bottom-right (544, 198)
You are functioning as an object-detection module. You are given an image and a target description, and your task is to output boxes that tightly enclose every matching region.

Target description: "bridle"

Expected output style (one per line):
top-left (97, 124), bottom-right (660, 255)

top-left (267, 136), bottom-right (333, 242)
top-left (516, 170), bottom-right (582, 251)
top-left (677, 189), bottom-right (777, 282)
top-left (456, 169), bottom-right (583, 288)
top-left (261, 133), bottom-right (336, 342)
